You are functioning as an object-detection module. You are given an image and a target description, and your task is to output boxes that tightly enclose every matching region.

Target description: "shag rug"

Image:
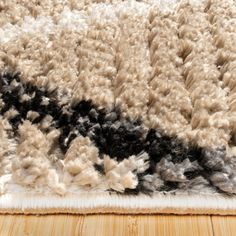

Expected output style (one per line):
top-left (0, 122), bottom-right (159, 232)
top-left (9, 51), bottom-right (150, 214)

top-left (0, 0), bottom-right (236, 215)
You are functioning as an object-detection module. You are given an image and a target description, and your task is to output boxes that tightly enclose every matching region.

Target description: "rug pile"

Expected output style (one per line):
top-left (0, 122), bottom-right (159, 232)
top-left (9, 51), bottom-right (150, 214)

top-left (0, 0), bottom-right (236, 214)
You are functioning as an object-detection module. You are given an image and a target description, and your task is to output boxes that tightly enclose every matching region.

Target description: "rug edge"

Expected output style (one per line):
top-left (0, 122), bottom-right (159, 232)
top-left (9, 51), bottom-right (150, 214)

top-left (1, 193), bottom-right (236, 215)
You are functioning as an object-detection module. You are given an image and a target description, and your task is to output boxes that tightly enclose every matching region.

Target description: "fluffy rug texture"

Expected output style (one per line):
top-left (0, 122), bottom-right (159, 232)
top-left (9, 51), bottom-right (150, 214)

top-left (0, 0), bottom-right (236, 215)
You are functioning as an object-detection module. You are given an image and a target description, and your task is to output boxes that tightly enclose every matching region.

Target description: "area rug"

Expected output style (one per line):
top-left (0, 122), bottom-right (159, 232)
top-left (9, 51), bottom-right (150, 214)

top-left (0, 0), bottom-right (236, 215)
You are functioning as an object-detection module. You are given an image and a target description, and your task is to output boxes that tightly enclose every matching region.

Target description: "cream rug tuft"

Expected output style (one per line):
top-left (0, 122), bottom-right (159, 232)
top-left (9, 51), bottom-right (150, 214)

top-left (1, 0), bottom-right (236, 215)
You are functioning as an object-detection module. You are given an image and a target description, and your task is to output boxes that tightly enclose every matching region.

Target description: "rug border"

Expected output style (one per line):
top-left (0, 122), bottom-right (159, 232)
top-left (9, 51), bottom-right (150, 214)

top-left (1, 193), bottom-right (236, 215)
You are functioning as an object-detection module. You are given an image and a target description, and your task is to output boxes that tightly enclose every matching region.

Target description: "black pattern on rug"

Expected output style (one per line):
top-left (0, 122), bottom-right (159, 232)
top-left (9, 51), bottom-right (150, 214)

top-left (0, 71), bottom-right (235, 195)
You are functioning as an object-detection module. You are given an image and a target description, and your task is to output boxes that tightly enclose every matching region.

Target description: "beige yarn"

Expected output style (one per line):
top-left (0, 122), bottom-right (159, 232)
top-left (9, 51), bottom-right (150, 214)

top-left (1, 0), bottom-right (236, 214)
